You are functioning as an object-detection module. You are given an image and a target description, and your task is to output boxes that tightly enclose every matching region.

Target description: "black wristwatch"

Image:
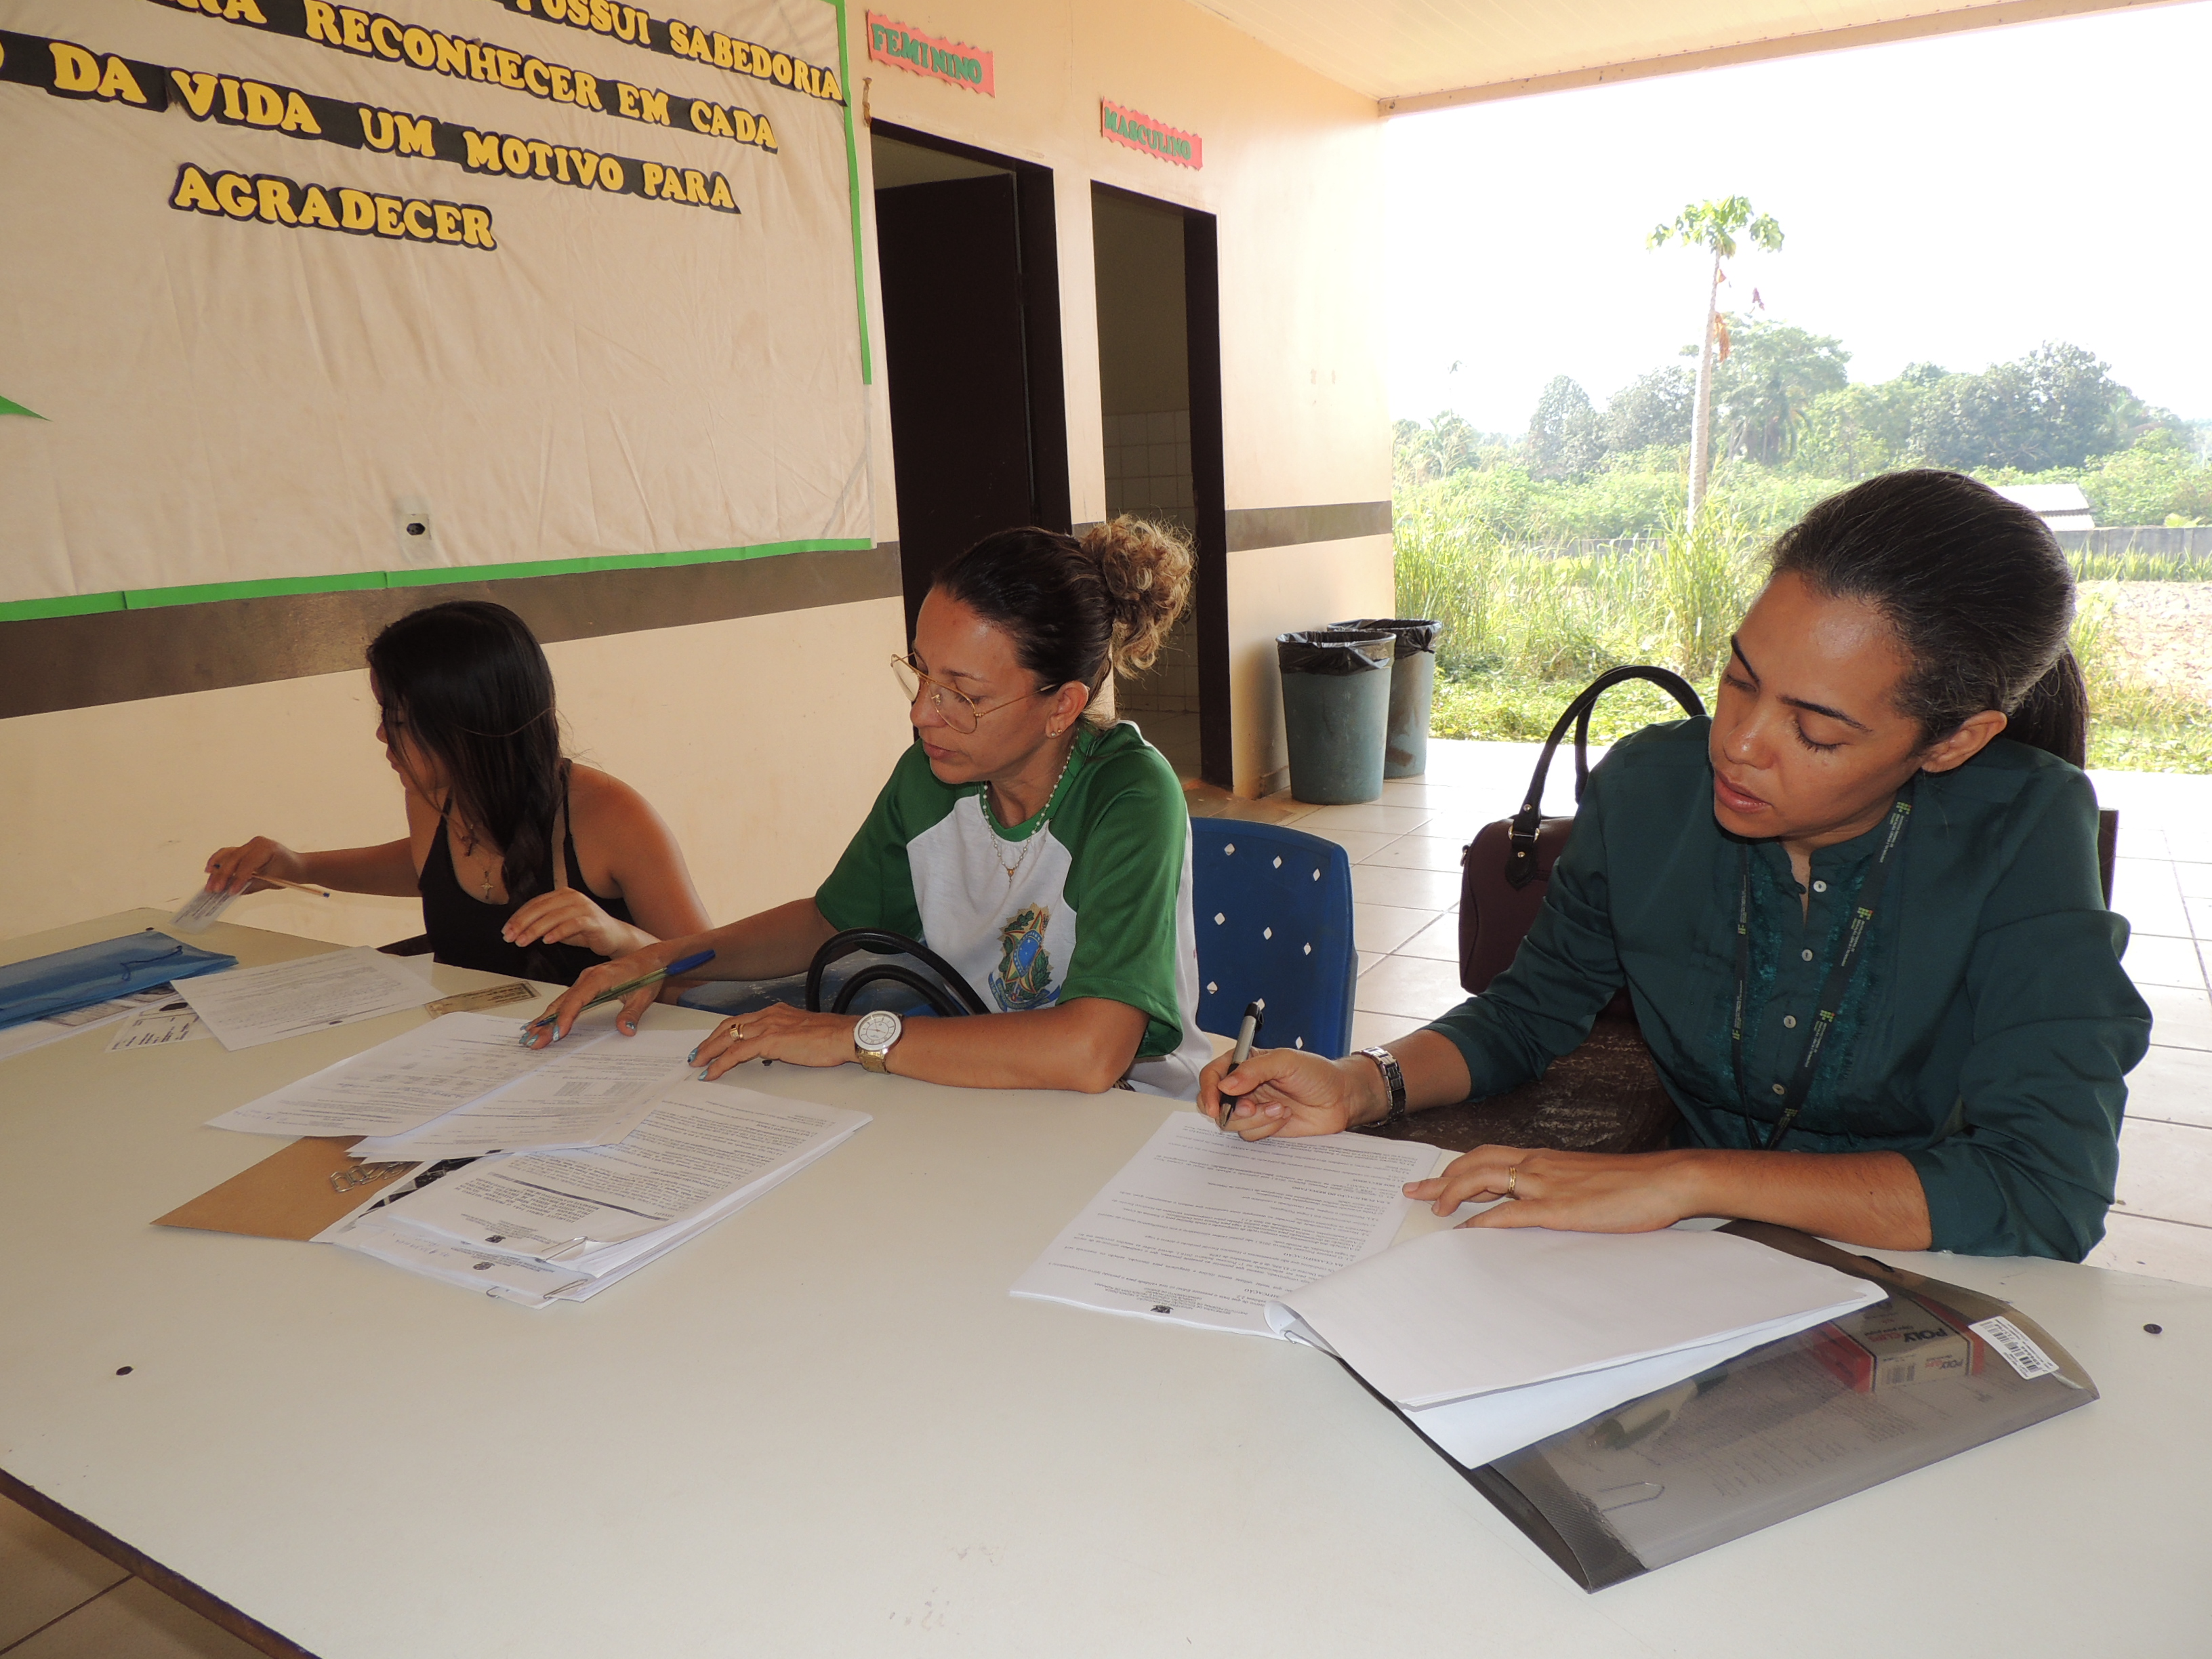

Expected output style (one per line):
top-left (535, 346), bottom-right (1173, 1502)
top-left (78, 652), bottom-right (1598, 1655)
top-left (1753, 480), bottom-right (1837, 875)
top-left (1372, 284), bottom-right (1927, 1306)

top-left (1356, 1046), bottom-right (1407, 1129)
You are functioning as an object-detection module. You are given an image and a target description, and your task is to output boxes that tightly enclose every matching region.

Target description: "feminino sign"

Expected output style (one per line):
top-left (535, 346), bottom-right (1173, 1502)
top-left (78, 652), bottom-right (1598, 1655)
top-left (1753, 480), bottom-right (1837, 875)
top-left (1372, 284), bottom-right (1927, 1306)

top-left (1099, 98), bottom-right (1199, 169)
top-left (865, 13), bottom-right (993, 96)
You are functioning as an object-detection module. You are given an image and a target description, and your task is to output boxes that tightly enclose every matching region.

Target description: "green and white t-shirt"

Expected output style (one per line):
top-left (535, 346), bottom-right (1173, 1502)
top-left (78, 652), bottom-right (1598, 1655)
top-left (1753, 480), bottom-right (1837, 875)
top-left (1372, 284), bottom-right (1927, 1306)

top-left (816, 720), bottom-right (1210, 1099)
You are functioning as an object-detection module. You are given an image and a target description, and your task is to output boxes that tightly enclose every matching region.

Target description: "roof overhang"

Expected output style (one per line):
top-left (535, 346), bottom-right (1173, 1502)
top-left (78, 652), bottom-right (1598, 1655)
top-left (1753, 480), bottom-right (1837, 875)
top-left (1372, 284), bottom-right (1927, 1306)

top-left (1187, 0), bottom-right (2192, 113)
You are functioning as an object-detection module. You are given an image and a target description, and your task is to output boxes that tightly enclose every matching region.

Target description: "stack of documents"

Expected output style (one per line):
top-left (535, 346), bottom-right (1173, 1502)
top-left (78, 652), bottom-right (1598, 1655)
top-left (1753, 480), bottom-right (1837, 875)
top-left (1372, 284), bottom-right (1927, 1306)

top-left (207, 1012), bottom-right (699, 1157)
top-left (1266, 1227), bottom-right (1885, 1469)
top-left (329, 1084), bottom-right (871, 1306)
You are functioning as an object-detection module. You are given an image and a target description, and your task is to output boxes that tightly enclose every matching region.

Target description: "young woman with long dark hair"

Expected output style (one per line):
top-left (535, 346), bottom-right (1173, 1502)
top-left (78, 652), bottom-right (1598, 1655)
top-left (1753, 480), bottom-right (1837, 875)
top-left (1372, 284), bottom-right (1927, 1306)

top-left (529, 518), bottom-right (1214, 1097)
top-left (1204, 470), bottom-right (2152, 1260)
top-left (203, 600), bottom-right (710, 985)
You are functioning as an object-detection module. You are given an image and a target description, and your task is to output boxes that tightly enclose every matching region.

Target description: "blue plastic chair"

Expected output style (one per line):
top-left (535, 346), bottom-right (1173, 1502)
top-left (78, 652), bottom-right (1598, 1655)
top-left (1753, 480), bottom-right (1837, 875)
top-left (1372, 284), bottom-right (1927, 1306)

top-left (1188, 818), bottom-right (1357, 1059)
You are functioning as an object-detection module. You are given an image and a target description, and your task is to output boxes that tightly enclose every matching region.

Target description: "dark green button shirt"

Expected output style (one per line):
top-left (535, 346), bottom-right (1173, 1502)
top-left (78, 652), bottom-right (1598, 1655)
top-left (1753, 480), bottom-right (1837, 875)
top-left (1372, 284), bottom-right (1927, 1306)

top-left (1426, 718), bottom-right (2152, 1261)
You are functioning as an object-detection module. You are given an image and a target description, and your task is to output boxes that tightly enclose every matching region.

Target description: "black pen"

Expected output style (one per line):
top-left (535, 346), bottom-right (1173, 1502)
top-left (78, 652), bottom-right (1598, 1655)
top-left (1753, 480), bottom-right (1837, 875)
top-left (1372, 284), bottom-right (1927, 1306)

top-left (1218, 1000), bottom-right (1264, 1130)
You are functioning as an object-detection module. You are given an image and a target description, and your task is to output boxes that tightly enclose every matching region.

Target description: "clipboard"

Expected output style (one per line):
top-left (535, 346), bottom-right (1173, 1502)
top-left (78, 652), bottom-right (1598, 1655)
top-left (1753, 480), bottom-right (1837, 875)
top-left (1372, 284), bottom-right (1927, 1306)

top-left (154, 1136), bottom-right (418, 1242)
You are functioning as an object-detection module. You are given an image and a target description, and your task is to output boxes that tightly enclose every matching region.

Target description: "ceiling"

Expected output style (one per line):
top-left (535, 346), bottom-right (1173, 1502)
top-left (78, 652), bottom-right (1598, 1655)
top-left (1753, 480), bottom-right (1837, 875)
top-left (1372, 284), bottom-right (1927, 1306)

top-left (1185, 0), bottom-right (2186, 111)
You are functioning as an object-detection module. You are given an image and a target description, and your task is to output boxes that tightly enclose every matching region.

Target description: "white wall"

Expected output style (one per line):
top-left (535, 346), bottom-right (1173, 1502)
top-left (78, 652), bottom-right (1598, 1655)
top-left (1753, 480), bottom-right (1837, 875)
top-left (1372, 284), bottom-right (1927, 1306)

top-left (0, 598), bottom-right (909, 944)
top-left (853, 0), bottom-right (1395, 790)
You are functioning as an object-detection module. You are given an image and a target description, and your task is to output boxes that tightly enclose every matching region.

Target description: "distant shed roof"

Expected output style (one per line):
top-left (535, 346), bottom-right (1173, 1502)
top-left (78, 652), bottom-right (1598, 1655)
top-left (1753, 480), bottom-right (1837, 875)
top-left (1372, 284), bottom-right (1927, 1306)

top-left (1992, 483), bottom-right (2093, 532)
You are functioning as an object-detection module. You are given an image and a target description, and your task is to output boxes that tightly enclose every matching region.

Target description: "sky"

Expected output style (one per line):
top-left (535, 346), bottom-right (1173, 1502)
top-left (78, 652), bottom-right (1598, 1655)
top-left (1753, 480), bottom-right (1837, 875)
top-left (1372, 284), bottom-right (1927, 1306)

top-left (1383, 1), bottom-right (2212, 434)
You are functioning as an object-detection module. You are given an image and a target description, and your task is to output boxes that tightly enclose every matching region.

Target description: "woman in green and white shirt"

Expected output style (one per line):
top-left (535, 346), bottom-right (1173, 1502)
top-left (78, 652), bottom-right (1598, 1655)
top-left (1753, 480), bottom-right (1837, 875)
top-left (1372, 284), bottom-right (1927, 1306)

top-left (533, 519), bottom-right (1214, 1097)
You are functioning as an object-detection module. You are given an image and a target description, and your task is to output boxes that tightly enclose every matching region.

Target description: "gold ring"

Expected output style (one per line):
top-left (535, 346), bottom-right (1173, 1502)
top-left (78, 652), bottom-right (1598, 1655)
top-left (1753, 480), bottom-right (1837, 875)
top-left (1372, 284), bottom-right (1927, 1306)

top-left (1505, 1165), bottom-right (1521, 1199)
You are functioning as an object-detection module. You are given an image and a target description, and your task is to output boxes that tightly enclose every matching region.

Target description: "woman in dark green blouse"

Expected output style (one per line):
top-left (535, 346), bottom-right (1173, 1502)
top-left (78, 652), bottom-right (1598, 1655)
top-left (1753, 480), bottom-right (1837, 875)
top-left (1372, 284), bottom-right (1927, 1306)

top-left (1202, 470), bottom-right (2152, 1260)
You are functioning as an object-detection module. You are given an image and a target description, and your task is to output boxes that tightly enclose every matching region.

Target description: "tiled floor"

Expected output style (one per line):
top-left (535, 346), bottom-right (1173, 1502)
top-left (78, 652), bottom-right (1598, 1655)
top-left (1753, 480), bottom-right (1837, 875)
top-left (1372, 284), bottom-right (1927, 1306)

top-left (5, 741), bottom-right (2207, 1656)
top-left (1191, 739), bottom-right (2212, 1289)
top-left (0, 1498), bottom-right (257, 1659)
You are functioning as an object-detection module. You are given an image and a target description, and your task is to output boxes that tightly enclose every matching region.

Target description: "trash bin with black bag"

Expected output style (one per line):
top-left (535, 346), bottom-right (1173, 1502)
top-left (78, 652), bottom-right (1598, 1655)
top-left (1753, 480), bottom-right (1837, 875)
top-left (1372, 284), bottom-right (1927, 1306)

top-left (1275, 628), bottom-right (1395, 804)
top-left (1332, 617), bottom-right (1440, 777)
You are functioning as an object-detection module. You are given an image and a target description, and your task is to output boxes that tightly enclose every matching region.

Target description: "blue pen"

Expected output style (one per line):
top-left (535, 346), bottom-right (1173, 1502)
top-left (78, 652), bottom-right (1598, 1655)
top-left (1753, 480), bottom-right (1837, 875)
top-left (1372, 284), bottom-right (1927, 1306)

top-left (520, 949), bottom-right (716, 1044)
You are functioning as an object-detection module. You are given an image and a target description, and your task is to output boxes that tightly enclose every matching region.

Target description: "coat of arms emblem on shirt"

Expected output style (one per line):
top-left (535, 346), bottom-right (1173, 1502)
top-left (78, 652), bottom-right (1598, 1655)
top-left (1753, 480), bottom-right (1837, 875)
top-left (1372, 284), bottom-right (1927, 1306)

top-left (989, 903), bottom-right (1057, 1011)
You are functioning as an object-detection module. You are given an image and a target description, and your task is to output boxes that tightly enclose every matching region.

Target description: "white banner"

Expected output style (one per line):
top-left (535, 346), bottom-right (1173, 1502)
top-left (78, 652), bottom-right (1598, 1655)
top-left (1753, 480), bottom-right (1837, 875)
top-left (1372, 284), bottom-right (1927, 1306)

top-left (0, 0), bottom-right (869, 613)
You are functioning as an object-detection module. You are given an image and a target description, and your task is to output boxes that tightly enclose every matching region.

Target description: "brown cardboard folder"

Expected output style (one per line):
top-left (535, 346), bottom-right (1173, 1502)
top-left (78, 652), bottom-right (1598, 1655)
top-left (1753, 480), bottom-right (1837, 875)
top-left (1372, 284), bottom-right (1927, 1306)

top-left (155, 1136), bottom-right (413, 1241)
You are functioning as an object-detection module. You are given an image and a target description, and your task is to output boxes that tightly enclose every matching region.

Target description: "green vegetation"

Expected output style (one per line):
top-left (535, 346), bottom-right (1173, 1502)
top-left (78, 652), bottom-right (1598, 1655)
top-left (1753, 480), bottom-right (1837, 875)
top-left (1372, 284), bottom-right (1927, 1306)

top-left (1397, 495), bottom-right (2212, 773)
top-left (1396, 328), bottom-right (2212, 527)
top-left (1396, 322), bottom-right (2212, 772)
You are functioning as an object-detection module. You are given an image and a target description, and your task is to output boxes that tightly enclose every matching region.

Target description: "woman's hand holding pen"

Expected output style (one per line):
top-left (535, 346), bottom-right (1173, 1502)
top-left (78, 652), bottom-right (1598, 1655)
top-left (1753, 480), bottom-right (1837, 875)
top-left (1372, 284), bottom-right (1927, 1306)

top-left (1197, 1047), bottom-right (1387, 1141)
top-left (690, 1004), bottom-right (861, 1077)
top-left (527, 943), bottom-right (676, 1046)
top-left (503, 889), bottom-right (652, 960)
top-left (203, 837), bottom-right (306, 897)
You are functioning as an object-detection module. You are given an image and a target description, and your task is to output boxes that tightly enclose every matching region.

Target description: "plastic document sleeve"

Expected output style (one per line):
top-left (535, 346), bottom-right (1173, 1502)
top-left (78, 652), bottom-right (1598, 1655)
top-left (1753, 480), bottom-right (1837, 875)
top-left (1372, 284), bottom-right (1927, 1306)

top-left (1356, 1221), bottom-right (2098, 1592)
top-left (0, 930), bottom-right (237, 1031)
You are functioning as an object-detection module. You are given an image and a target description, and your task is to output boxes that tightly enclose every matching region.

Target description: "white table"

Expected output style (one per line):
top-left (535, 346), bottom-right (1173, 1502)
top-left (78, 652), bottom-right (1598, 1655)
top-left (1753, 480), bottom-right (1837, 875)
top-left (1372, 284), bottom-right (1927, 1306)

top-left (2, 910), bottom-right (2205, 1658)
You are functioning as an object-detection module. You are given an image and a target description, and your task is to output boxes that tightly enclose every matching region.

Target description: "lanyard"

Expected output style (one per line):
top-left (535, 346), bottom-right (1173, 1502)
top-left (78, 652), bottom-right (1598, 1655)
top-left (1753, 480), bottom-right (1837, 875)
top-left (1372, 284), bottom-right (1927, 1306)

top-left (1731, 782), bottom-right (1914, 1151)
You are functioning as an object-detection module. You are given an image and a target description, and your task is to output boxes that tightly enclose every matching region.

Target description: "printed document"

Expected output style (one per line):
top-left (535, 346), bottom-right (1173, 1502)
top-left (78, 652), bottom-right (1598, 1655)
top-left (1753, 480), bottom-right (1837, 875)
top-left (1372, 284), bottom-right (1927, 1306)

top-left (381, 1083), bottom-right (872, 1260)
top-left (208, 1013), bottom-right (571, 1138)
top-left (176, 947), bottom-right (427, 1050)
top-left (1010, 1111), bottom-right (1441, 1337)
top-left (345, 1030), bottom-right (697, 1158)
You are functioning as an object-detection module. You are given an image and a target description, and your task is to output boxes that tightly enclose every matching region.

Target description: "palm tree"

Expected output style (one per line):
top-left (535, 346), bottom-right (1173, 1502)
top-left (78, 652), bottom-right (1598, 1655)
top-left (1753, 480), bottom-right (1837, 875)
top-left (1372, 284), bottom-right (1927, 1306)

top-left (1648, 197), bottom-right (1783, 521)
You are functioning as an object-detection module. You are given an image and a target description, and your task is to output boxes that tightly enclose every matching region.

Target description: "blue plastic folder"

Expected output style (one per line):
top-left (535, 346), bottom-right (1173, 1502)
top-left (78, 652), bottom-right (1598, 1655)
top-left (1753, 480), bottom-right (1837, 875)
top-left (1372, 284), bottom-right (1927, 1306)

top-left (0, 930), bottom-right (238, 1031)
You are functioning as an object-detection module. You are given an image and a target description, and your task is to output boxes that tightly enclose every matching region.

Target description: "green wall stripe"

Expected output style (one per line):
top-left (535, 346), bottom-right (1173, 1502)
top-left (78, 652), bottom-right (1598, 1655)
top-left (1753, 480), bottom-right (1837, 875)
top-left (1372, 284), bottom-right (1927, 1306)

top-left (0, 538), bottom-right (876, 624)
top-left (0, 592), bottom-right (125, 621)
top-left (834, 0), bottom-right (873, 386)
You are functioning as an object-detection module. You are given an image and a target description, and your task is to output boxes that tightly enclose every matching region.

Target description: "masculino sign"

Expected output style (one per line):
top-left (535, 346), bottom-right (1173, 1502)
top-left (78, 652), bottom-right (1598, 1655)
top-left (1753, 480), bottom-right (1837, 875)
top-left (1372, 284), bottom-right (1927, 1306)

top-left (1099, 98), bottom-right (1198, 169)
top-left (865, 13), bottom-right (991, 96)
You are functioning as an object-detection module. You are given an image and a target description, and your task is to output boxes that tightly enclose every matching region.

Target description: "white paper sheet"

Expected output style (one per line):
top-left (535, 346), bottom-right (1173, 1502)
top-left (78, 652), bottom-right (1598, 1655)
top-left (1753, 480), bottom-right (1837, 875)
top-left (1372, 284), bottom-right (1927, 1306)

top-left (104, 995), bottom-right (211, 1051)
top-left (176, 947), bottom-right (428, 1050)
top-left (1271, 1226), bottom-right (1885, 1410)
top-left (1010, 1112), bottom-right (1441, 1338)
top-left (382, 1084), bottom-right (873, 1262)
top-left (1317, 1302), bottom-right (1873, 1471)
top-left (344, 1031), bottom-right (699, 1159)
top-left (207, 1013), bottom-right (577, 1138)
top-left (0, 986), bottom-right (179, 1061)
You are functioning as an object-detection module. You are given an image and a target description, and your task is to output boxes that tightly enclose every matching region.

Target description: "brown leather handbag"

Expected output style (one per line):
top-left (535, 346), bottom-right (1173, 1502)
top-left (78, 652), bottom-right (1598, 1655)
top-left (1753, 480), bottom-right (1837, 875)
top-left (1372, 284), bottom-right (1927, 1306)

top-left (1363, 665), bottom-right (1704, 1158)
top-left (1458, 664), bottom-right (1706, 996)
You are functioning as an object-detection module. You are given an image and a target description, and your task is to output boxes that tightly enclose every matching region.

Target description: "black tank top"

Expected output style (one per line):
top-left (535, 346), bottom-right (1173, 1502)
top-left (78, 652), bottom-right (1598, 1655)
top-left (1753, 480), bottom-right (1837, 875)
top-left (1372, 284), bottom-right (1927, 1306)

top-left (417, 775), bottom-right (636, 986)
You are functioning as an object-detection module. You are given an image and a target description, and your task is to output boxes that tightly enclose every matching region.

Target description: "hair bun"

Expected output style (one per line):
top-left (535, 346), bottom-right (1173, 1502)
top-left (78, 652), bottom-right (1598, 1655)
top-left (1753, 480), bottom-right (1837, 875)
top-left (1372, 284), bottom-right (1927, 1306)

top-left (1080, 515), bottom-right (1194, 678)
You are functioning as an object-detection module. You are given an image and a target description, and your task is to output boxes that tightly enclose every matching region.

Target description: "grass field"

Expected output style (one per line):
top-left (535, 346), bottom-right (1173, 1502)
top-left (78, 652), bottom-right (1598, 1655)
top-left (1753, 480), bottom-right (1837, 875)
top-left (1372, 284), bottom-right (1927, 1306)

top-left (1396, 495), bottom-right (2212, 773)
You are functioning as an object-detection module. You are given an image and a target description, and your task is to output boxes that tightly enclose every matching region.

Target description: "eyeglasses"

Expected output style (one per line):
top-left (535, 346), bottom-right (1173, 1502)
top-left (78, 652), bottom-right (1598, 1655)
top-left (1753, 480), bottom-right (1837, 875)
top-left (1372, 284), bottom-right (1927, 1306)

top-left (890, 655), bottom-right (1053, 735)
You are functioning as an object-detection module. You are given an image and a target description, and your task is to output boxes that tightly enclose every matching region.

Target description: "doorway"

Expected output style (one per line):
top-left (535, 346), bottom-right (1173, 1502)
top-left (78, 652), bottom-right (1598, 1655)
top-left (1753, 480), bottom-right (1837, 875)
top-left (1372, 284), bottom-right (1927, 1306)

top-left (1091, 184), bottom-right (1227, 787)
top-left (872, 125), bottom-right (1069, 640)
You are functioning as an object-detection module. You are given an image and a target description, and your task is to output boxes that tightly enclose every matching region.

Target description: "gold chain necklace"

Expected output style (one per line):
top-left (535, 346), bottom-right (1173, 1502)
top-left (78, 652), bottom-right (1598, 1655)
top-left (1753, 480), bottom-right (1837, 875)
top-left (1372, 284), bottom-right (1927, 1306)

top-left (984, 741), bottom-right (1076, 896)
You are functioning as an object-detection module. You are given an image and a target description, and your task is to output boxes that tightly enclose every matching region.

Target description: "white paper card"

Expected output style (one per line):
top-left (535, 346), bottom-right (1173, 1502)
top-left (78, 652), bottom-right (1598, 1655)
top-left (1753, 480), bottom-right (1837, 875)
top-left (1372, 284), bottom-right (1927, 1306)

top-left (168, 886), bottom-right (238, 935)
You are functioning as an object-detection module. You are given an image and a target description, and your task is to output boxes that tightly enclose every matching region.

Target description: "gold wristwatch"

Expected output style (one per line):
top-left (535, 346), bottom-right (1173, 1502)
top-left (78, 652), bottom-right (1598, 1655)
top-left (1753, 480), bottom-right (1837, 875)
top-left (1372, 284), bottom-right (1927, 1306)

top-left (853, 1010), bottom-right (903, 1073)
